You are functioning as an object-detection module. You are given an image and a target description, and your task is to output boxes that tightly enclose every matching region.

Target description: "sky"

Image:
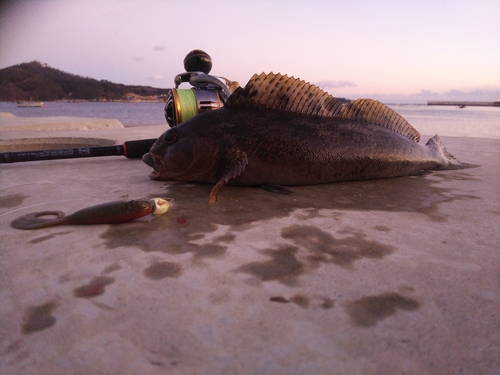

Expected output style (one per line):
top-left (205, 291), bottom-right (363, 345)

top-left (0, 0), bottom-right (499, 103)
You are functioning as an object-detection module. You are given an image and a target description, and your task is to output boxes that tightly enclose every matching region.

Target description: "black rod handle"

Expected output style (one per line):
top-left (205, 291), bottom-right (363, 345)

top-left (0, 138), bottom-right (157, 163)
top-left (123, 138), bottom-right (157, 158)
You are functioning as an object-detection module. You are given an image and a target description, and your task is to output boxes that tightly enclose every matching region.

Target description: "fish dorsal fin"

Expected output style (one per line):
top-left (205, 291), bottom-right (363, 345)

top-left (338, 99), bottom-right (420, 142)
top-left (225, 72), bottom-right (344, 117)
top-left (226, 72), bottom-right (420, 142)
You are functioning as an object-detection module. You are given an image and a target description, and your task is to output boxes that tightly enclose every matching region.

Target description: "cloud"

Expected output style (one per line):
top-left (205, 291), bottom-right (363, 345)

top-left (132, 55), bottom-right (145, 62)
top-left (149, 75), bottom-right (165, 80)
top-left (153, 45), bottom-right (166, 51)
top-left (440, 88), bottom-right (500, 101)
top-left (314, 80), bottom-right (357, 90)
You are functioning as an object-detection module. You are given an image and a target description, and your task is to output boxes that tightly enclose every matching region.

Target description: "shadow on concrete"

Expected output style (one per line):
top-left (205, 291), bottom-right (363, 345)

top-left (98, 170), bottom-right (480, 260)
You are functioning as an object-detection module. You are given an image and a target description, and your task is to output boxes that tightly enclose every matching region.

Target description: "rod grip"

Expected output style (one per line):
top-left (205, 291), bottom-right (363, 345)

top-left (123, 138), bottom-right (157, 159)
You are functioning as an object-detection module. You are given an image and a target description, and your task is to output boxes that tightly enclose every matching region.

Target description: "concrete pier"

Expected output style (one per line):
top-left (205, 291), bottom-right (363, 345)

top-left (427, 100), bottom-right (500, 107)
top-left (1, 114), bottom-right (499, 375)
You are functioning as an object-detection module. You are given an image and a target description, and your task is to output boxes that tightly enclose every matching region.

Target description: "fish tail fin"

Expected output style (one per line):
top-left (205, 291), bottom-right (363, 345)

top-left (426, 135), bottom-right (479, 170)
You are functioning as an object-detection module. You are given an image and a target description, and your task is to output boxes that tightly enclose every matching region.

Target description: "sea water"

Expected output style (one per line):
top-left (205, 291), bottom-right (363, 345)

top-left (391, 104), bottom-right (500, 139)
top-left (0, 102), bottom-right (166, 127)
top-left (1, 101), bottom-right (499, 139)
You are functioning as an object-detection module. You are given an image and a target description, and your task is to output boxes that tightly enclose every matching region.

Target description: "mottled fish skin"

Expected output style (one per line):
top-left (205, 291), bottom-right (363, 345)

top-left (11, 200), bottom-right (153, 230)
top-left (143, 73), bottom-right (476, 202)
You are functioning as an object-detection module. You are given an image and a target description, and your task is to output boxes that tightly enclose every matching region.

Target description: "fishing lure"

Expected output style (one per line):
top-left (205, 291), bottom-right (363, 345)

top-left (11, 199), bottom-right (168, 230)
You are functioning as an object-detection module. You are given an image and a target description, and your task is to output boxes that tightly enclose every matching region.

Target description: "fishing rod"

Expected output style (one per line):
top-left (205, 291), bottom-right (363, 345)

top-left (1, 50), bottom-right (236, 164)
top-left (0, 138), bottom-right (156, 163)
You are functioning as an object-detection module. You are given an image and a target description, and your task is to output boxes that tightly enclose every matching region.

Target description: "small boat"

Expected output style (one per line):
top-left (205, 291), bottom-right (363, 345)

top-left (17, 100), bottom-right (45, 108)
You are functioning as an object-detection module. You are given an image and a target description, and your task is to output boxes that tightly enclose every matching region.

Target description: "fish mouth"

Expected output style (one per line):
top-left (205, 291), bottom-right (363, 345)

top-left (142, 152), bottom-right (165, 180)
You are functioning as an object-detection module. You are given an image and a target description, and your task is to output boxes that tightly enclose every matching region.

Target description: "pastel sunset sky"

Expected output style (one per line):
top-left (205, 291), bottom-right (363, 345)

top-left (1, 0), bottom-right (499, 103)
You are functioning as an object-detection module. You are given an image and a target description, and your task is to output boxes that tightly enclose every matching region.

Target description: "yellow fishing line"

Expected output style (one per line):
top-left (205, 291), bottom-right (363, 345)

top-left (175, 89), bottom-right (198, 123)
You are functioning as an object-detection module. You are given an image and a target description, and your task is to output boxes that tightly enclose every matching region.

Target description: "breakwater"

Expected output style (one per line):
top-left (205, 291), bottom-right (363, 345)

top-left (428, 101), bottom-right (500, 107)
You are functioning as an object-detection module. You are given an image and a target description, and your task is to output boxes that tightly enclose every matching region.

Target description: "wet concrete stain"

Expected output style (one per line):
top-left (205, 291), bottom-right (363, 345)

top-left (58, 272), bottom-right (72, 284)
top-left (3, 342), bottom-right (30, 364)
top-left (397, 285), bottom-right (416, 294)
top-left (214, 233), bottom-right (236, 242)
top-left (269, 295), bottom-right (335, 309)
top-left (0, 194), bottom-right (30, 208)
top-left (176, 217), bottom-right (188, 226)
top-left (294, 208), bottom-right (328, 221)
top-left (433, 172), bottom-right (480, 182)
top-left (237, 245), bottom-right (304, 285)
top-left (208, 290), bottom-right (231, 304)
top-left (103, 262), bottom-right (121, 274)
top-left (143, 261), bottom-right (182, 280)
top-left (372, 225), bottom-right (391, 232)
top-left (149, 359), bottom-right (166, 367)
top-left (3, 339), bottom-right (22, 354)
top-left (192, 245), bottom-right (227, 260)
top-left (345, 292), bottom-right (420, 327)
top-left (97, 171), bottom-right (479, 263)
top-left (58, 264), bottom-right (120, 284)
top-left (321, 297), bottom-right (335, 309)
top-left (282, 225), bottom-right (394, 268)
top-left (270, 296), bottom-right (290, 303)
top-left (289, 294), bottom-right (310, 308)
top-left (237, 226), bottom-right (393, 283)
top-left (21, 300), bottom-right (57, 334)
top-left (99, 216), bottom-right (228, 261)
top-left (73, 276), bottom-right (115, 298)
top-left (29, 230), bottom-right (74, 244)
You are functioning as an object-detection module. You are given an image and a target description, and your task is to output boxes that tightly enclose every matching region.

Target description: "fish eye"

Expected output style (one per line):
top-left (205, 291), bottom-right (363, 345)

top-left (163, 130), bottom-right (178, 144)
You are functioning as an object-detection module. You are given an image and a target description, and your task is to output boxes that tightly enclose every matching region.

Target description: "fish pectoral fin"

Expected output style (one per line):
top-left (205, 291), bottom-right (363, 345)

top-left (259, 184), bottom-right (294, 194)
top-left (209, 147), bottom-right (248, 203)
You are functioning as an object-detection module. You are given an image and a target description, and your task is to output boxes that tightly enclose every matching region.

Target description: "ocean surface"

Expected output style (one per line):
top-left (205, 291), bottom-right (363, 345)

top-left (1, 101), bottom-right (499, 139)
top-left (0, 102), bottom-right (167, 127)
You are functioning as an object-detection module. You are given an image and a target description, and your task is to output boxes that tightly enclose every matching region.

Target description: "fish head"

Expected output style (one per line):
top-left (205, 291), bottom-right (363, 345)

top-left (142, 125), bottom-right (221, 182)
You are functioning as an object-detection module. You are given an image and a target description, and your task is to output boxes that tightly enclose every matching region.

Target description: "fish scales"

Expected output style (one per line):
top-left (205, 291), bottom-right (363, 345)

top-left (143, 73), bottom-right (476, 202)
top-left (212, 109), bottom-right (428, 183)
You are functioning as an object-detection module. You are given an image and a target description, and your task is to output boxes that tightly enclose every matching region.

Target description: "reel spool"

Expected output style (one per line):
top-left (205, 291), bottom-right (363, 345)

top-left (165, 87), bottom-right (223, 126)
top-left (164, 49), bottom-right (237, 127)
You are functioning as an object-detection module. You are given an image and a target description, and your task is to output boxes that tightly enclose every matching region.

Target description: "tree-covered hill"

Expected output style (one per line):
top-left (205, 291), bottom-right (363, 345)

top-left (0, 61), bottom-right (170, 101)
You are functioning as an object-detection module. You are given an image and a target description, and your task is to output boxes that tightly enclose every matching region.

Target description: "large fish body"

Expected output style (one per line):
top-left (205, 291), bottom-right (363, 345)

top-left (143, 73), bottom-right (473, 202)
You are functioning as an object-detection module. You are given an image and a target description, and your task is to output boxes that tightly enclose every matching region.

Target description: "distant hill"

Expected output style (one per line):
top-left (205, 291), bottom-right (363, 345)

top-left (0, 61), bottom-right (170, 101)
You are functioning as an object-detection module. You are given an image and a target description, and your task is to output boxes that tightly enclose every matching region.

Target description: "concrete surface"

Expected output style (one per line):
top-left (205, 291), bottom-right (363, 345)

top-left (0, 115), bottom-right (124, 132)
top-left (0, 114), bottom-right (499, 375)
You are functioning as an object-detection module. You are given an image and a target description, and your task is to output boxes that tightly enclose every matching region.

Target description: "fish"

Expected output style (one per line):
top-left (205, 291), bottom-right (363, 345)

top-left (143, 72), bottom-right (476, 202)
top-left (11, 200), bottom-right (153, 230)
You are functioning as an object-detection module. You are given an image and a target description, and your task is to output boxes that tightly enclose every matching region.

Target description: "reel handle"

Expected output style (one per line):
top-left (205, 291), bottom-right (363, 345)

top-left (174, 72), bottom-right (232, 98)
